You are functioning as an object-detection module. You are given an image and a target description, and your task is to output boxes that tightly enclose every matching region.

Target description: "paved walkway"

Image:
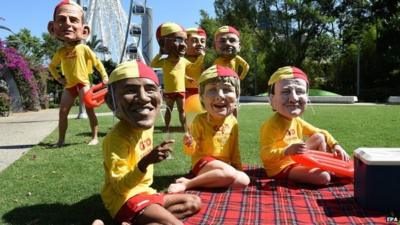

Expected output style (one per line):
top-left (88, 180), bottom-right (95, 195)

top-left (0, 109), bottom-right (59, 172)
top-left (0, 109), bottom-right (113, 172)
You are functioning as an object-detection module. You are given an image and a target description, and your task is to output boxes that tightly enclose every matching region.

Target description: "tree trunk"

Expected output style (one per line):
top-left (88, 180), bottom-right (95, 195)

top-left (1, 68), bottom-right (24, 112)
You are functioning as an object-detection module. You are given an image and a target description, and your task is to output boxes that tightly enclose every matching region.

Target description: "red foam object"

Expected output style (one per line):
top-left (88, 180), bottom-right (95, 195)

top-left (84, 83), bottom-right (108, 108)
top-left (291, 150), bottom-right (354, 178)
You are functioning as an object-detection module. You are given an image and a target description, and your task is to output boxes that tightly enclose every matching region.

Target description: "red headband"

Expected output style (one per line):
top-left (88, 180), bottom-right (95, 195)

top-left (186, 28), bottom-right (207, 38)
top-left (215, 26), bottom-right (240, 38)
top-left (53, 0), bottom-right (83, 19)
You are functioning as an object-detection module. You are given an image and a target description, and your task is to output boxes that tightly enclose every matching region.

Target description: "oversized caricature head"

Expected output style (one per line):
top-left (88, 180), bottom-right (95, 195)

top-left (268, 66), bottom-right (309, 120)
top-left (156, 22), bottom-right (187, 57)
top-left (198, 65), bottom-right (240, 120)
top-left (48, 0), bottom-right (90, 44)
top-left (214, 26), bottom-right (241, 58)
top-left (105, 60), bottom-right (162, 129)
top-left (185, 27), bottom-right (207, 56)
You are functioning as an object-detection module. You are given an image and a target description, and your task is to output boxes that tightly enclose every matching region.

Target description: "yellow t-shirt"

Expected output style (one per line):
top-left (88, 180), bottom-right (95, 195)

top-left (101, 121), bottom-right (156, 218)
top-left (48, 43), bottom-right (108, 88)
top-left (184, 112), bottom-right (242, 170)
top-left (151, 54), bottom-right (204, 93)
top-left (214, 55), bottom-right (249, 80)
top-left (259, 113), bottom-right (338, 177)
top-left (185, 55), bottom-right (204, 89)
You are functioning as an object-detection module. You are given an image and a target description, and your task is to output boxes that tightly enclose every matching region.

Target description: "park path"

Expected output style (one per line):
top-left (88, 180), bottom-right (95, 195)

top-left (0, 109), bottom-right (114, 172)
top-left (0, 109), bottom-right (59, 172)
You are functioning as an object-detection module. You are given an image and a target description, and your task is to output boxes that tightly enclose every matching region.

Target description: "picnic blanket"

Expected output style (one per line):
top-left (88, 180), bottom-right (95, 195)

top-left (183, 165), bottom-right (396, 225)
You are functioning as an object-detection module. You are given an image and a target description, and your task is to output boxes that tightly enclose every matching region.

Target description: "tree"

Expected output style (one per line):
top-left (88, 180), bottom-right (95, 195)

top-left (201, 0), bottom-right (342, 95)
top-left (334, 0), bottom-right (400, 100)
top-left (41, 33), bottom-right (61, 63)
top-left (6, 29), bottom-right (45, 66)
top-left (0, 17), bottom-right (14, 34)
top-left (0, 18), bottom-right (14, 35)
top-left (87, 35), bottom-right (102, 50)
top-left (87, 35), bottom-right (110, 58)
top-left (197, 0), bottom-right (399, 100)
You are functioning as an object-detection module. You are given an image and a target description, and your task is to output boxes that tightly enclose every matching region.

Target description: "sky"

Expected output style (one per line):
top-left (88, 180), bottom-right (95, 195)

top-left (0, 0), bottom-right (216, 60)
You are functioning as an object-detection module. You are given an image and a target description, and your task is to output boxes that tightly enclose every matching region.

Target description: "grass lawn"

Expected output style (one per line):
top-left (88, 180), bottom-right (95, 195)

top-left (1, 104), bottom-right (399, 224)
top-left (69, 103), bottom-right (112, 114)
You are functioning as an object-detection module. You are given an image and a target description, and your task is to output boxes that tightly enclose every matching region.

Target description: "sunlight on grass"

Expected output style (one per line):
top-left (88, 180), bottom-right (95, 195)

top-left (1, 104), bottom-right (399, 224)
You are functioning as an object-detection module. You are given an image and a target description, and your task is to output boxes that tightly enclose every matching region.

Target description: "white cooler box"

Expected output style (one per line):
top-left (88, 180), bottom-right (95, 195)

top-left (354, 148), bottom-right (400, 212)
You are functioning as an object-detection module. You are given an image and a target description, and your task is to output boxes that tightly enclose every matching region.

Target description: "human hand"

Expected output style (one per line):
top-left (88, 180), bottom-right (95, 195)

top-left (57, 77), bottom-right (66, 85)
top-left (148, 139), bottom-right (174, 162)
top-left (285, 143), bottom-right (307, 156)
top-left (183, 133), bottom-right (193, 147)
top-left (332, 144), bottom-right (350, 161)
top-left (186, 76), bottom-right (196, 84)
top-left (138, 140), bottom-right (174, 171)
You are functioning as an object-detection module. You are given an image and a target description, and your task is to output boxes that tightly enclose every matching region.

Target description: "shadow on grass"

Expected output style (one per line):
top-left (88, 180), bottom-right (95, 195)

top-left (37, 142), bottom-right (81, 149)
top-left (76, 131), bottom-right (109, 138)
top-left (0, 144), bottom-right (35, 149)
top-left (154, 126), bottom-right (184, 133)
top-left (2, 195), bottom-right (112, 225)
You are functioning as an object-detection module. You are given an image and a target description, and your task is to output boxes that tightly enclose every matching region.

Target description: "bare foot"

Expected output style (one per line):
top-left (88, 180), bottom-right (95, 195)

top-left (91, 219), bottom-right (104, 225)
top-left (53, 141), bottom-right (65, 148)
top-left (168, 183), bottom-right (187, 193)
top-left (168, 177), bottom-right (190, 193)
top-left (175, 177), bottom-right (189, 184)
top-left (88, 139), bottom-right (99, 145)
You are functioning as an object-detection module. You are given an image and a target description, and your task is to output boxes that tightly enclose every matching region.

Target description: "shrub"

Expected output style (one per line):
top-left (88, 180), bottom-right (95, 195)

top-left (0, 39), bottom-right (40, 110)
top-left (32, 65), bottom-right (50, 109)
top-left (0, 93), bottom-right (10, 116)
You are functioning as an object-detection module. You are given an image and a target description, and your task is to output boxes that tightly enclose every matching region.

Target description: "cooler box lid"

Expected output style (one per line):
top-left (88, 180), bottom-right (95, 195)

top-left (354, 148), bottom-right (400, 165)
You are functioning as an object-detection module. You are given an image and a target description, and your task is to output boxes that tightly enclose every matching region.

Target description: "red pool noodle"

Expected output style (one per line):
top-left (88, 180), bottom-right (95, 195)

top-left (291, 150), bottom-right (354, 178)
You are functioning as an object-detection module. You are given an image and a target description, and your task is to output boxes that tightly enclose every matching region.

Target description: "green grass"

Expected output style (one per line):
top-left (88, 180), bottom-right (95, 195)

top-left (69, 103), bottom-right (112, 114)
top-left (1, 104), bottom-right (400, 224)
top-left (257, 88), bottom-right (340, 96)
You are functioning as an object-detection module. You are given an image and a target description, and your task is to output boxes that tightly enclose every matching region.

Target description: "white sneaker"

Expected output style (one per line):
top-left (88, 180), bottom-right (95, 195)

top-left (76, 113), bottom-right (88, 119)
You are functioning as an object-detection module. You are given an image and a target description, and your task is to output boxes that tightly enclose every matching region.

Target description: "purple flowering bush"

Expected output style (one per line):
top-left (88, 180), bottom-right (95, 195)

top-left (0, 79), bottom-right (10, 116)
top-left (0, 92), bottom-right (10, 116)
top-left (32, 65), bottom-right (50, 109)
top-left (0, 39), bottom-right (40, 110)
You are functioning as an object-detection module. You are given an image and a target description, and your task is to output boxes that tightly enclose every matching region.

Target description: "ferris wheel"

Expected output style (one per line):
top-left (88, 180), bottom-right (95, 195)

top-left (75, 0), bottom-right (154, 118)
top-left (78, 0), bottom-right (153, 64)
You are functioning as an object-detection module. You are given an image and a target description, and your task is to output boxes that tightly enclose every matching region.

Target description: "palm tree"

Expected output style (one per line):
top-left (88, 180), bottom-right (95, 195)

top-left (86, 35), bottom-right (102, 50)
top-left (87, 35), bottom-right (110, 60)
top-left (0, 17), bottom-right (14, 34)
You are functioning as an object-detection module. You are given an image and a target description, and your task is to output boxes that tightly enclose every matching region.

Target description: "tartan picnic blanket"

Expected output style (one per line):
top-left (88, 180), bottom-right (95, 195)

top-left (183, 165), bottom-right (395, 225)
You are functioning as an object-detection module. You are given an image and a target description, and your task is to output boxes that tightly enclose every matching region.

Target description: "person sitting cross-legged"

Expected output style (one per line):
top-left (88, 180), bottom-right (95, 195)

top-left (168, 65), bottom-right (250, 194)
top-left (100, 60), bottom-right (201, 225)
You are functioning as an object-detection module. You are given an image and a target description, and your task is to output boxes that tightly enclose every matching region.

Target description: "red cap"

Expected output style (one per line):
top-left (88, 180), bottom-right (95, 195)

top-left (186, 27), bottom-right (207, 38)
top-left (53, 0), bottom-right (83, 19)
top-left (214, 26), bottom-right (240, 38)
top-left (198, 65), bottom-right (239, 84)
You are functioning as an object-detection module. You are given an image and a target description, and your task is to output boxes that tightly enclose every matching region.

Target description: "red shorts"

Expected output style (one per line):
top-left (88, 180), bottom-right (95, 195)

top-left (186, 88), bottom-right (198, 98)
top-left (114, 193), bottom-right (164, 224)
top-left (66, 83), bottom-right (86, 97)
top-left (163, 92), bottom-right (185, 100)
top-left (271, 163), bottom-right (299, 179)
top-left (191, 156), bottom-right (217, 176)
